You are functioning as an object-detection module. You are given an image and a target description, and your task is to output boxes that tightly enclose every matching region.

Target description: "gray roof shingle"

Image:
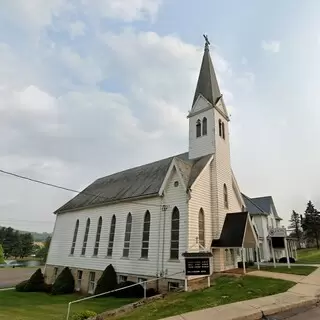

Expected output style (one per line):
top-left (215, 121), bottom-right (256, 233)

top-left (55, 152), bottom-right (212, 214)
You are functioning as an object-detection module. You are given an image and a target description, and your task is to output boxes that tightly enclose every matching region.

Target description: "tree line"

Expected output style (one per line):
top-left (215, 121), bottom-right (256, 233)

top-left (0, 226), bottom-right (51, 261)
top-left (289, 200), bottom-right (320, 249)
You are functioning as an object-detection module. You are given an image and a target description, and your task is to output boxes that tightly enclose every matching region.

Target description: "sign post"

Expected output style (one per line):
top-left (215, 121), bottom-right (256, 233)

top-left (268, 227), bottom-right (289, 269)
top-left (182, 252), bottom-right (213, 291)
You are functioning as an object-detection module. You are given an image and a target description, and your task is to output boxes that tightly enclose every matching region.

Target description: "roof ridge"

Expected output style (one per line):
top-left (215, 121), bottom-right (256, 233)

top-left (241, 193), bottom-right (265, 214)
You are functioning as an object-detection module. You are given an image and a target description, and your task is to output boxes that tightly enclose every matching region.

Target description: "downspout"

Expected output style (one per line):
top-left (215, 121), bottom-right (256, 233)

top-left (161, 204), bottom-right (168, 276)
top-left (156, 195), bottom-right (163, 292)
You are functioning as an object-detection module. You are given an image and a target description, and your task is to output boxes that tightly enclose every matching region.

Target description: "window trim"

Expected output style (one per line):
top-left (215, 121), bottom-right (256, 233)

top-left (88, 271), bottom-right (96, 294)
top-left (223, 184), bottom-right (229, 209)
top-left (196, 119), bottom-right (201, 138)
top-left (198, 208), bottom-right (205, 247)
top-left (202, 117), bottom-right (207, 135)
top-left (70, 219), bottom-right (79, 255)
top-left (123, 213), bottom-right (132, 258)
top-left (76, 270), bottom-right (83, 291)
top-left (119, 275), bottom-right (127, 283)
top-left (107, 215), bottom-right (116, 257)
top-left (218, 119), bottom-right (222, 137)
top-left (141, 210), bottom-right (151, 259)
top-left (222, 122), bottom-right (225, 139)
top-left (93, 217), bottom-right (102, 256)
top-left (81, 218), bottom-right (90, 256)
top-left (170, 207), bottom-right (180, 260)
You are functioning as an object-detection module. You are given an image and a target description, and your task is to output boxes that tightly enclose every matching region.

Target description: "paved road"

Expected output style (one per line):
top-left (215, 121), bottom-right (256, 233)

top-left (271, 305), bottom-right (320, 319)
top-left (0, 267), bottom-right (39, 288)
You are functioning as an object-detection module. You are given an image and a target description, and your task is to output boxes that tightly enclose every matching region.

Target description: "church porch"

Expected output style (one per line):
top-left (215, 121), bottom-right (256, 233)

top-left (211, 211), bottom-right (260, 274)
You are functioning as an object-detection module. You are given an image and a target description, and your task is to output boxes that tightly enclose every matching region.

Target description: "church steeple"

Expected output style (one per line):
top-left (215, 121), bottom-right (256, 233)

top-left (192, 35), bottom-right (222, 107)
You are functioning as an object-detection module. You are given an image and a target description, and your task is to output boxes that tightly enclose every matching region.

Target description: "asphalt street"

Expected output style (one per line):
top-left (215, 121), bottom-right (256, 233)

top-left (270, 305), bottom-right (320, 320)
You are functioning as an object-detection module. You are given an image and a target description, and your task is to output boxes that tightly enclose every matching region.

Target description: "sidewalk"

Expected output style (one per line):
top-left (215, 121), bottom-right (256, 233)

top-left (161, 268), bottom-right (320, 320)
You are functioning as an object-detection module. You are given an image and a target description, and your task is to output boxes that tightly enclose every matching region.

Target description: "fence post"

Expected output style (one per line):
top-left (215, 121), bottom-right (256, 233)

top-left (143, 281), bottom-right (147, 299)
top-left (66, 302), bottom-right (71, 320)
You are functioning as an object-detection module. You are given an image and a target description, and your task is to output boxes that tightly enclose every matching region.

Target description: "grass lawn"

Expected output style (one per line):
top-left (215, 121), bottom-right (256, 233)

top-left (0, 290), bottom-right (137, 320)
top-left (112, 275), bottom-right (295, 320)
top-left (249, 265), bottom-right (316, 275)
top-left (297, 248), bottom-right (320, 264)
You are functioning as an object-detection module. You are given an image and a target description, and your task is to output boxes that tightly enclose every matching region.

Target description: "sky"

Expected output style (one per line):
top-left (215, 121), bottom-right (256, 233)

top-left (1, 0), bottom-right (320, 232)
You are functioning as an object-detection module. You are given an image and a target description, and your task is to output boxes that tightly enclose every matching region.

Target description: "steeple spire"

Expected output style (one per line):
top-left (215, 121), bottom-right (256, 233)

top-left (192, 35), bottom-right (222, 106)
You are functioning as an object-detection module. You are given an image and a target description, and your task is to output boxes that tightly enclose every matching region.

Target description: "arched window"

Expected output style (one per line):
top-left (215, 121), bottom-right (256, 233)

top-left (198, 209), bottom-right (205, 247)
top-left (222, 122), bottom-right (225, 139)
top-left (202, 117), bottom-right (207, 135)
top-left (93, 216), bottom-right (102, 256)
top-left (218, 119), bottom-right (222, 137)
top-left (107, 215), bottom-right (116, 257)
top-left (170, 207), bottom-right (180, 260)
top-left (70, 219), bottom-right (79, 255)
top-left (223, 184), bottom-right (229, 209)
top-left (81, 218), bottom-right (90, 256)
top-left (123, 213), bottom-right (132, 257)
top-left (141, 211), bottom-right (151, 258)
top-left (196, 119), bottom-right (201, 138)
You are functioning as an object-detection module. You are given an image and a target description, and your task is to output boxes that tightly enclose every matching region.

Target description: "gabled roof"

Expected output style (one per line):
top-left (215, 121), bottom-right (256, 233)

top-left (211, 212), bottom-right (251, 248)
top-left (192, 45), bottom-right (221, 108)
top-left (242, 193), bottom-right (282, 220)
top-left (55, 152), bottom-right (212, 214)
top-left (250, 196), bottom-right (281, 220)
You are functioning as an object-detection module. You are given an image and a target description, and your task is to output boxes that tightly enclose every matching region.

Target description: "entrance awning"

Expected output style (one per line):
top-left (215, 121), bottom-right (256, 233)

top-left (211, 212), bottom-right (258, 248)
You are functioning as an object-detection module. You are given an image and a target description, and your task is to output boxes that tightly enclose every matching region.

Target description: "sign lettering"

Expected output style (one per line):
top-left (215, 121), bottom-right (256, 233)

top-left (185, 257), bottom-right (210, 276)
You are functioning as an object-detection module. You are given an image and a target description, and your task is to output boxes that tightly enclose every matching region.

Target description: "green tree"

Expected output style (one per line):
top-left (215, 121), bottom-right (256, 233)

top-left (19, 233), bottom-right (34, 258)
top-left (0, 244), bottom-right (5, 264)
top-left (36, 236), bottom-right (51, 263)
top-left (289, 210), bottom-right (303, 249)
top-left (301, 201), bottom-right (320, 249)
top-left (94, 264), bottom-right (117, 296)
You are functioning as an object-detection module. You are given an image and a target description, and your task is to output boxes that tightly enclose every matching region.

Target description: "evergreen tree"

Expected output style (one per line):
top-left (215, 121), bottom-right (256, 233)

top-left (289, 210), bottom-right (302, 249)
top-left (94, 264), bottom-right (117, 296)
top-left (51, 267), bottom-right (75, 295)
top-left (0, 244), bottom-right (5, 264)
top-left (301, 200), bottom-right (320, 249)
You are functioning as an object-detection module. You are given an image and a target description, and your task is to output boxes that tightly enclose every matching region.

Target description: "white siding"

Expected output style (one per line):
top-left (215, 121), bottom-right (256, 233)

top-left (47, 166), bottom-right (188, 281)
top-left (189, 97), bottom-right (215, 160)
top-left (188, 162), bottom-right (213, 250)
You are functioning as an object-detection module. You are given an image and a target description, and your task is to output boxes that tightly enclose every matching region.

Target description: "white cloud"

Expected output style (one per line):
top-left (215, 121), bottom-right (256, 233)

top-left (68, 21), bottom-right (86, 38)
top-left (261, 40), bottom-right (281, 53)
top-left (82, 0), bottom-right (162, 22)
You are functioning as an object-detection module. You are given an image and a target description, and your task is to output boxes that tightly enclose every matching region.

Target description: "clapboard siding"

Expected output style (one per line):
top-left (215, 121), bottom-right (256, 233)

top-left (188, 161), bottom-right (213, 250)
top-left (47, 166), bottom-right (187, 281)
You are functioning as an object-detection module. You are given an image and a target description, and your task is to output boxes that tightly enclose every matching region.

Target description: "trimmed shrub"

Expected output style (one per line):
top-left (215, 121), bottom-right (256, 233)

top-left (24, 268), bottom-right (47, 292)
top-left (279, 257), bottom-right (296, 263)
top-left (15, 268), bottom-right (47, 292)
top-left (71, 310), bottom-right (97, 320)
top-left (51, 267), bottom-right (75, 295)
top-left (94, 264), bottom-right (117, 296)
top-left (113, 281), bottom-right (144, 298)
top-left (15, 280), bottom-right (29, 292)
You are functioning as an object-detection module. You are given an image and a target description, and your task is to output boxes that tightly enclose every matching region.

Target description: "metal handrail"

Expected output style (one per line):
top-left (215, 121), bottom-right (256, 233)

top-left (66, 270), bottom-right (184, 320)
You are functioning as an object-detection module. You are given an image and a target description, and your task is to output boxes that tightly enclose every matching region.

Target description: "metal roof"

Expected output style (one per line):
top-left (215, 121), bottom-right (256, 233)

top-left (55, 152), bottom-right (212, 214)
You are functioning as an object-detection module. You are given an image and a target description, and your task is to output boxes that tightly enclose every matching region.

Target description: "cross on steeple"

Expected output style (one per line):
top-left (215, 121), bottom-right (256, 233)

top-left (203, 34), bottom-right (210, 51)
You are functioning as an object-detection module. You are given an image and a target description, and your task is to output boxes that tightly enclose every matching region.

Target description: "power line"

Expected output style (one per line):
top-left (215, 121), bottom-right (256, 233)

top-left (0, 169), bottom-right (171, 209)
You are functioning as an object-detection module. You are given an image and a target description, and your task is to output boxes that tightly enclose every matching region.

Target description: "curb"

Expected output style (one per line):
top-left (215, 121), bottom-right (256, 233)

top-left (235, 297), bottom-right (320, 320)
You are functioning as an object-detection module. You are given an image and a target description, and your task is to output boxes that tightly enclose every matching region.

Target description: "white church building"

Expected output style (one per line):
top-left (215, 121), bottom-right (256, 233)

top-left (45, 38), bottom-right (288, 293)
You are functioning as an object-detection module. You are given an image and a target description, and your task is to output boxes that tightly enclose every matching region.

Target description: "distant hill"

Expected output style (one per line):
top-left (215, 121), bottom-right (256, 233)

top-left (19, 230), bottom-right (52, 242)
top-left (0, 226), bottom-right (52, 242)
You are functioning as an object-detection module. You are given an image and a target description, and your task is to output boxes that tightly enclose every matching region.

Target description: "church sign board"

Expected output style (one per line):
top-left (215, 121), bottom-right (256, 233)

top-left (268, 227), bottom-right (287, 249)
top-left (268, 227), bottom-right (287, 238)
top-left (182, 252), bottom-right (212, 276)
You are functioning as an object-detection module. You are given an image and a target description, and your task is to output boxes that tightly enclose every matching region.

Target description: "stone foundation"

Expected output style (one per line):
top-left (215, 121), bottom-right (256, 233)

top-left (44, 265), bottom-right (184, 294)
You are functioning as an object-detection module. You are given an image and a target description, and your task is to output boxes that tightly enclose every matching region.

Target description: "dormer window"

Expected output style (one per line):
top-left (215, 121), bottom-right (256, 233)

top-left (202, 117), bottom-right (207, 135)
top-left (196, 119), bottom-right (201, 138)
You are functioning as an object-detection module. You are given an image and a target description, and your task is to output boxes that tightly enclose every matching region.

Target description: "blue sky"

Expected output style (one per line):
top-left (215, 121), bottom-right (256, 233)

top-left (0, 0), bottom-right (320, 232)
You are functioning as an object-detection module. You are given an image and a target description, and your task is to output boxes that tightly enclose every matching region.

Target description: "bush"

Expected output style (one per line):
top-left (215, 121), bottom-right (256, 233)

top-left (24, 268), bottom-right (47, 292)
top-left (113, 281), bottom-right (144, 298)
top-left (94, 264), bottom-right (117, 296)
top-left (51, 267), bottom-right (75, 295)
top-left (15, 268), bottom-right (47, 292)
top-left (15, 280), bottom-right (29, 292)
top-left (71, 310), bottom-right (97, 320)
top-left (279, 257), bottom-right (296, 263)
